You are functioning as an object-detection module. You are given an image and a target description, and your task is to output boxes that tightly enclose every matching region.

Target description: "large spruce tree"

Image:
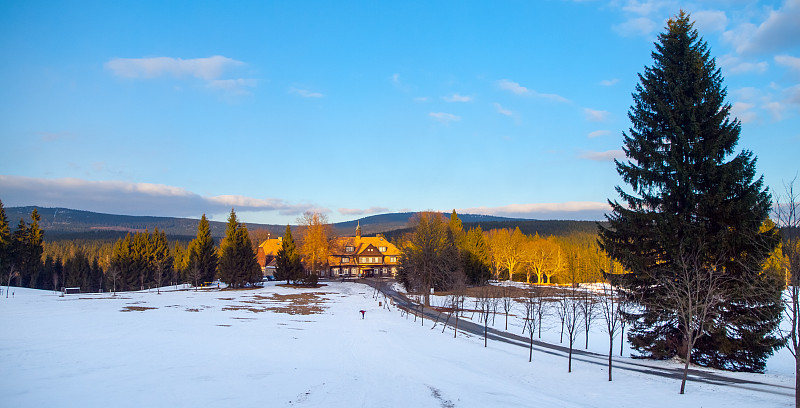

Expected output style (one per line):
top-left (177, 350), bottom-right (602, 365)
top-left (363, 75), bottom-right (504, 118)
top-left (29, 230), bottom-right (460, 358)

top-left (599, 12), bottom-right (782, 373)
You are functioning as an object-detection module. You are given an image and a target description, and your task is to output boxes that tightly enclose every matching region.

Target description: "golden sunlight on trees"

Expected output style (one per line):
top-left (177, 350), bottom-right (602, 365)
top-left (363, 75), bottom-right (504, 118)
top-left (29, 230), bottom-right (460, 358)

top-left (298, 211), bottom-right (331, 279)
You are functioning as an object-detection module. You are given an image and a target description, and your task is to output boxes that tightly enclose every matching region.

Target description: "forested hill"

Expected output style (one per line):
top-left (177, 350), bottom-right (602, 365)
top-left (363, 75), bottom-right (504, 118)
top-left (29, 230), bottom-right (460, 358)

top-left (6, 206), bottom-right (602, 241)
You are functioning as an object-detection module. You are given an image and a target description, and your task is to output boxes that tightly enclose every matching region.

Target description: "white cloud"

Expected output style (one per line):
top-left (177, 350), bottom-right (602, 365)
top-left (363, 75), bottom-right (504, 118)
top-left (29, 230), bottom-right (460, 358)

top-left (105, 56), bottom-right (244, 80)
top-left (584, 108), bottom-right (611, 122)
top-left (776, 55), bottom-right (800, 73)
top-left (390, 73), bottom-right (400, 84)
top-left (731, 101), bottom-right (757, 123)
top-left (497, 79), bottom-right (529, 95)
top-left (718, 54), bottom-right (768, 75)
top-left (693, 10), bottom-right (728, 32)
top-left (613, 17), bottom-right (658, 37)
top-left (338, 207), bottom-right (390, 216)
top-left (494, 103), bottom-right (513, 116)
top-left (497, 79), bottom-right (569, 103)
top-left (290, 88), bottom-right (325, 98)
top-left (443, 93), bottom-right (473, 102)
top-left (765, 101), bottom-right (785, 121)
top-left (725, 0), bottom-right (800, 55)
top-left (579, 149), bottom-right (625, 161)
top-left (588, 130), bottom-right (611, 138)
top-left (414, 97), bottom-right (429, 102)
top-left (599, 79), bottom-right (619, 86)
top-left (0, 175), bottom-right (316, 218)
top-left (621, 0), bottom-right (664, 16)
top-left (429, 112), bottom-right (461, 123)
top-left (207, 78), bottom-right (258, 95)
top-left (458, 201), bottom-right (611, 221)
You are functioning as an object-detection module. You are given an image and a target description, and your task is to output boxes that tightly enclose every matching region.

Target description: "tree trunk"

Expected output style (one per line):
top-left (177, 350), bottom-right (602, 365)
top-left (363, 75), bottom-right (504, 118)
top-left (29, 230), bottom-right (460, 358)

top-left (568, 342), bottom-right (573, 373)
top-left (794, 351), bottom-right (800, 408)
top-left (680, 353), bottom-right (691, 394)
top-left (608, 335), bottom-right (614, 381)
top-left (529, 329), bottom-right (534, 362)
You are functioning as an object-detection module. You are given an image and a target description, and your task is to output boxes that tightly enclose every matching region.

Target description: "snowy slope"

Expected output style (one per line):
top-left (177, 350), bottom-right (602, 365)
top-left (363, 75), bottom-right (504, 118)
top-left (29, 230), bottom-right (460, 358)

top-left (0, 282), bottom-right (793, 407)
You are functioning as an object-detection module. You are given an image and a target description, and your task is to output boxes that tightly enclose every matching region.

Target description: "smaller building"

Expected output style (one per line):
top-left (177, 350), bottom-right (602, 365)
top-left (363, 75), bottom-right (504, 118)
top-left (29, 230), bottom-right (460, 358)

top-left (257, 237), bottom-right (282, 278)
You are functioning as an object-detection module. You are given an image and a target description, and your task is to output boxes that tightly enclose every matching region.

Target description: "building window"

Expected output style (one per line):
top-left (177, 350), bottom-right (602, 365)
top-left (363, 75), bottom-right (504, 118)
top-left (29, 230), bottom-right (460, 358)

top-left (346, 246), bottom-right (354, 253)
top-left (390, 256), bottom-right (397, 263)
top-left (379, 246), bottom-right (387, 253)
top-left (342, 257), bottom-right (350, 263)
top-left (360, 257), bottom-right (367, 263)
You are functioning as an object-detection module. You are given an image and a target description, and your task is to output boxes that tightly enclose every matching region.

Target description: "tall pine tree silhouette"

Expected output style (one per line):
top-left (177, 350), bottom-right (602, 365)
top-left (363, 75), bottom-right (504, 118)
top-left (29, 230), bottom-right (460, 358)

top-left (599, 11), bottom-right (782, 373)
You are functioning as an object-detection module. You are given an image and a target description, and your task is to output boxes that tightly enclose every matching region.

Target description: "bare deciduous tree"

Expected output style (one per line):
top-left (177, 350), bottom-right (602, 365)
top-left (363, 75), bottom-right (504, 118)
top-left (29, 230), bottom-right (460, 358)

top-left (579, 289), bottom-right (598, 349)
top-left (559, 287), bottom-right (583, 373)
top-left (501, 285), bottom-right (515, 330)
top-left (654, 247), bottom-right (728, 394)
top-left (599, 264), bottom-right (624, 381)
top-left (776, 178), bottom-right (800, 407)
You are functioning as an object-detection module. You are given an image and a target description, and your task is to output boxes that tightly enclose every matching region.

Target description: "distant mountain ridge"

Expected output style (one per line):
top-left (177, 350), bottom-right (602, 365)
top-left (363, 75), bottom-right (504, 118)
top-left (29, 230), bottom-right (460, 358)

top-left (5, 207), bottom-right (525, 240)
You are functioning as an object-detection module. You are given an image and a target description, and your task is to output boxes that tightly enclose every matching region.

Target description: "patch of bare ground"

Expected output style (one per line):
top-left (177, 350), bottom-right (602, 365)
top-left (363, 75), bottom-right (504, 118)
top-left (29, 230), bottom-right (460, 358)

top-left (121, 306), bottom-right (157, 312)
top-left (276, 283), bottom-right (328, 289)
top-left (222, 306), bottom-right (269, 313)
top-left (237, 292), bottom-right (329, 315)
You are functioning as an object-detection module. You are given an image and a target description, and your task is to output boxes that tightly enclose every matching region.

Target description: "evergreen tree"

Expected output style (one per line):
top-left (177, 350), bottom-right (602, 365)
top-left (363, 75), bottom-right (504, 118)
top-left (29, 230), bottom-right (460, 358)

top-left (111, 233), bottom-right (134, 291)
top-left (0, 200), bottom-right (10, 289)
top-left (599, 12), bottom-right (781, 373)
top-left (187, 214), bottom-right (218, 288)
top-left (217, 209), bottom-right (261, 288)
top-left (275, 224), bottom-right (303, 283)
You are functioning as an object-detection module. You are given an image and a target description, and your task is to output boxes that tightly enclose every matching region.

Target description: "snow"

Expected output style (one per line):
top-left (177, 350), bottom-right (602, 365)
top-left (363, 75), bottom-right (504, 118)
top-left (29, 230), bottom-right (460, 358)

top-left (0, 282), bottom-right (794, 407)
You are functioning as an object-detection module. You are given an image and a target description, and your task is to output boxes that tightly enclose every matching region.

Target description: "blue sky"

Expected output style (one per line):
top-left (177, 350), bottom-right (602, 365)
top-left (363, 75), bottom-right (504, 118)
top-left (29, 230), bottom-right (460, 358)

top-left (1, 0), bottom-right (798, 225)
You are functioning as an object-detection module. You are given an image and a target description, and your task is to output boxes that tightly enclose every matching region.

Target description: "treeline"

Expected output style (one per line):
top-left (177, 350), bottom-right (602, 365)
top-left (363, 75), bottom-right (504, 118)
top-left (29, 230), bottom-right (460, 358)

top-left (396, 211), bottom-right (620, 306)
top-left (0, 201), bottom-right (261, 293)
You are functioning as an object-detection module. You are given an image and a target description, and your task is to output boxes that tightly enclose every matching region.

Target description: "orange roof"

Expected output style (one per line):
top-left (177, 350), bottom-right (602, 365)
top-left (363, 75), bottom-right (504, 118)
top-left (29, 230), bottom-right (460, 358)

top-left (258, 238), bottom-right (283, 256)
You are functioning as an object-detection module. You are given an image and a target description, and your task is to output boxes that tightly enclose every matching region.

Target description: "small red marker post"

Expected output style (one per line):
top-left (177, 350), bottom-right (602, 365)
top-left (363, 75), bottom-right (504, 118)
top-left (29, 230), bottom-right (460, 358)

top-left (360, 310), bottom-right (366, 319)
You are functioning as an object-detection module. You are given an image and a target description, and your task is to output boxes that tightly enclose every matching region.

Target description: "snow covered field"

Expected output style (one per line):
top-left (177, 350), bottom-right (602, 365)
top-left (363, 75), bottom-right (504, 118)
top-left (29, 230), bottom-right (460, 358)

top-left (0, 281), bottom-right (794, 407)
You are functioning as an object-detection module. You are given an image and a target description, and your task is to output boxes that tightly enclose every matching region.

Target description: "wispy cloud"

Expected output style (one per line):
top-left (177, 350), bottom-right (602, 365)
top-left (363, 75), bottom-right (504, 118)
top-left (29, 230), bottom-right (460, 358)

top-left (587, 130), bottom-right (611, 138)
top-left (613, 17), bottom-right (658, 37)
top-left (579, 149), bottom-right (624, 161)
top-left (723, 0), bottom-right (800, 55)
top-left (584, 108), bottom-right (611, 122)
top-left (443, 93), bottom-right (473, 102)
top-left (458, 201), bottom-right (611, 221)
top-left (105, 56), bottom-right (256, 95)
top-left (105, 56), bottom-right (244, 80)
top-left (776, 54), bottom-right (800, 73)
top-left (0, 175), bottom-right (316, 218)
top-left (599, 79), bottom-right (619, 86)
top-left (290, 88), bottom-right (325, 98)
top-left (731, 101), bottom-right (757, 123)
top-left (36, 131), bottom-right (75, 142)
top-left (414, 97), bottom-right (429, 102)
top-left (497, 79), bottom-right (570, 103)
top-left (429, 112), bottom-right (461, 123)
top-left (494, 103), bottom-right (513, 116)
top-left (497, 79), bottom-right (529, 95)
top-left (718, 54), bottom-right (768, 75)
top-left (693, 10), bottom-right (728, 32)
top-left (338, 207), bottom-right (390, 216)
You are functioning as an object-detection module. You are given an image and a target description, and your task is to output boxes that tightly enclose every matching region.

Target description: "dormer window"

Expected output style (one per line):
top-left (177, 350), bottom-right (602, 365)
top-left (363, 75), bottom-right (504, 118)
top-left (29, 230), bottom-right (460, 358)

top-left (345, 246), bottom-right (355, 253)
top-left (379, 246), bottom-right (387, 253)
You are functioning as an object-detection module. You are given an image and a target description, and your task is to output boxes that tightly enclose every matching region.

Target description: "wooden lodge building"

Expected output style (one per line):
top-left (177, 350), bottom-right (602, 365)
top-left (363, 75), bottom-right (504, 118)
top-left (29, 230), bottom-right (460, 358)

top-left (256, 223), bottom-right (400, 279)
